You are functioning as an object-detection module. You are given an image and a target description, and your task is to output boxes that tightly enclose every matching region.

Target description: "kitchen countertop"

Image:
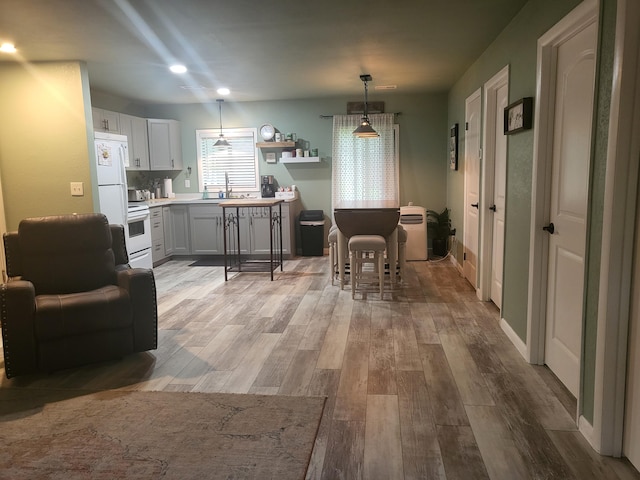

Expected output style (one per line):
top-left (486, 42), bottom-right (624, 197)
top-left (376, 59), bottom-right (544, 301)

top-left (142, 194), bottom-right (299, 208)
top-left (219, 198), bottom-right (284, 208)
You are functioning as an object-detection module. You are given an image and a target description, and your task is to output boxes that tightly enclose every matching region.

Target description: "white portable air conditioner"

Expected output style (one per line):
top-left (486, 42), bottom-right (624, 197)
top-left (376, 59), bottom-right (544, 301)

top-left (400, 205), bottom-right (428, 260)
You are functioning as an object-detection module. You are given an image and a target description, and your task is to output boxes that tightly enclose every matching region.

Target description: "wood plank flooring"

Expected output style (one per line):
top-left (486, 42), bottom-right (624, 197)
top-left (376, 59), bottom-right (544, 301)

top-left (2, 256), bottom-right (640, 479)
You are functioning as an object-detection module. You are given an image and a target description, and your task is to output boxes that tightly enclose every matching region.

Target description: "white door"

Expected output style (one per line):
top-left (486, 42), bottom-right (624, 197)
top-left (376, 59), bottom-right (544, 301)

top-left (543, 21), bottom-right (597, 397)
top-left (464, 89), bottom-right (482, 290)
top-left (480, 67), bottom-right (509, 309)
top-left (490, 82), bottom-right (508, 308)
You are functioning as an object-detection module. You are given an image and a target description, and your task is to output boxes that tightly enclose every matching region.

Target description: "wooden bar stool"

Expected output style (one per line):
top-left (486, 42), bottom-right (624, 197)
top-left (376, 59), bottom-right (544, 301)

top-left (328, 225), bottom-right (338, 285)
top-left (348, 234), bottom-right (386, 299)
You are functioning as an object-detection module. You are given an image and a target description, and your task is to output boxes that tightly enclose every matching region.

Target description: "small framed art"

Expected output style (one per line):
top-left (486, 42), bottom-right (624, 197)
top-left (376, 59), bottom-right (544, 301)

top-left (449, 123), bottom-right (458, 170)
top-left (504, 97), bottom-right (533, 134)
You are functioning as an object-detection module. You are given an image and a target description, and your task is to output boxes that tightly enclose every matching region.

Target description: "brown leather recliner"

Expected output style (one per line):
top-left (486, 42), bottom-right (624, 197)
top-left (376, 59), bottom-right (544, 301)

top-left (1, 213), bottom-right (158, 378)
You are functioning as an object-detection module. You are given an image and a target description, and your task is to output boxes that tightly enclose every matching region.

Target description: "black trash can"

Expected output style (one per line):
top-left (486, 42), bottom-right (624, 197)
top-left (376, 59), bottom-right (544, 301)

top-left (299, 210), bottom-right (325, 256)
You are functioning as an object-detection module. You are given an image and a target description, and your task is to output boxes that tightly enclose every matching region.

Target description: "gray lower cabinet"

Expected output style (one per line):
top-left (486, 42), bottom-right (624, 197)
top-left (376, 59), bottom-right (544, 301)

top-left (189, 204), bottom-right (225, 254)
top-left (170, 205), bottom-right (190, 254)
top-left (150, 206), bottom-right (167, 265)
top-left (162, 206), bottom-right (174, 256)
top-left (153, 200), bottom-right (298, 262)
top-left (241, 205), bottom-right (291, 255)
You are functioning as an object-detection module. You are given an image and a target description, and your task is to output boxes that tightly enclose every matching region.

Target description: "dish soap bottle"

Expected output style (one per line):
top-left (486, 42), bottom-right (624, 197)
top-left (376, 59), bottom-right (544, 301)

top-left (202, 185), bottom-right (209, 199)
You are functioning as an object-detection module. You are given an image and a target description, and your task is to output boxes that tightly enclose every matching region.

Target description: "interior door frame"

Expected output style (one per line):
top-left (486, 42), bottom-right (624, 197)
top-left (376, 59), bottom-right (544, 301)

top-left (526, 0), bottom-right (598, 426)
top-left (526, 0), bottom-right (597, 365)
top-left (463, 87), bottom-right (482, 292)
top-left (592, 0), bottom-right (640, 456)
top-left (478, 65), bottom-right (509, 304)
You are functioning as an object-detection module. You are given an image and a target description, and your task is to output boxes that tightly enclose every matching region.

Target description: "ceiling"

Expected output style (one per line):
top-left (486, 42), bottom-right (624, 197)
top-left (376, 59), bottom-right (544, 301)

top-left (0, 0), bottom-right (529, 104)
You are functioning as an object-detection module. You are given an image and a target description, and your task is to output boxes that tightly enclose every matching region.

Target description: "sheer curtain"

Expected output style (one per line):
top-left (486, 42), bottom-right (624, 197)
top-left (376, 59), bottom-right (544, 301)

top-left (331, 113), bottom-right (398, 211)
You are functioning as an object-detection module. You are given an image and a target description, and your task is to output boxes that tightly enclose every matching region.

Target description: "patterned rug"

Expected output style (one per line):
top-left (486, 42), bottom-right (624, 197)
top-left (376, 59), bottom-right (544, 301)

top-left (0, 388), bottom-right (325, 479)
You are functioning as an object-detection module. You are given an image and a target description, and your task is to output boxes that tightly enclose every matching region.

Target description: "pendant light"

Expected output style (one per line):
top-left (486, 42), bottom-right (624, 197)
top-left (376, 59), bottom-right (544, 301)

top-left (214, 99), bottom-right (230, 148)
top-left (353, 74), bottom-right (379, 138)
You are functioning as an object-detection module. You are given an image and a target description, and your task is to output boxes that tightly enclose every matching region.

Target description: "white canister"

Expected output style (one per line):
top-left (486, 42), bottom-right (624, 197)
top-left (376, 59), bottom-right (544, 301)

top-left (275, 132), bottom-right (282, 142)
top-left (295, 148), bottom-right (303, 157)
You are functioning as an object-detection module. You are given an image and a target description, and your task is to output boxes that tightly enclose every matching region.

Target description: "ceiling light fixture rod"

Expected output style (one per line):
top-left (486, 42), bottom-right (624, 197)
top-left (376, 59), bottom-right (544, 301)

top-left (214, 98), bottom-right (230, 148)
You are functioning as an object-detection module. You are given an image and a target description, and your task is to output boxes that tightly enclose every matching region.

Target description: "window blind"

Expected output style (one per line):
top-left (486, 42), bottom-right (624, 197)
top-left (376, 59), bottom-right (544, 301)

top-left (196, 128), bottom-right (259, 192)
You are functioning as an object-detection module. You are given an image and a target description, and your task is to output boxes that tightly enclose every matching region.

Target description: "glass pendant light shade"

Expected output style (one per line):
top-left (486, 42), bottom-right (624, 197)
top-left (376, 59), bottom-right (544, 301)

top-left (353, 74), bottom-right (379, 138)
top-left (214, 99), bottom-right (231, 148)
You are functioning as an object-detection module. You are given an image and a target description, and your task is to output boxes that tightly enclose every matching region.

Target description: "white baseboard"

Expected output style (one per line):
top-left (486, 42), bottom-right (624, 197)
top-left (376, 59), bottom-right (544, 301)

top-left (500, 317), bottom-right (528, 360)
top-left (450, 255), bottom-right (463, 275)
top-left (579, 416), bottom-right (599, 452)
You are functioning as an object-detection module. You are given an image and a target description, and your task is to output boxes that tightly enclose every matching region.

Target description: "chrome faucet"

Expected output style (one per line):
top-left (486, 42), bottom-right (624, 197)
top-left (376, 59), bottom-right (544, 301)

top-left (225, 171), bottom-right (231, 199)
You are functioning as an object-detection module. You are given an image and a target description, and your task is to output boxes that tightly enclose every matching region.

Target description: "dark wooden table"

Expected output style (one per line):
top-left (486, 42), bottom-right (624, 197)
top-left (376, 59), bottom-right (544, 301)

top-left (333, 200), bottom-right (401, 288)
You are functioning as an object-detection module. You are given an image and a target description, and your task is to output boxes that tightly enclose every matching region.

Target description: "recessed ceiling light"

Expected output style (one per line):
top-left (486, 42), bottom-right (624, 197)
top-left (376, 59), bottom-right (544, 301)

top-left (169, 64), bottom-right (187, 74)
top-left (217, 87), bottom-right (230, 95)
top-left (0, 43), bottom-right (17, 53)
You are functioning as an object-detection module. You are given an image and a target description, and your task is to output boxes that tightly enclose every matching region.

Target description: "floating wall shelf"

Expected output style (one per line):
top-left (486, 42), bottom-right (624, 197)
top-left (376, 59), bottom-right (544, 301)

top-left (279, 156), bottom-right (321, 164)
top-left (256, 141), bottom-right (296, 148)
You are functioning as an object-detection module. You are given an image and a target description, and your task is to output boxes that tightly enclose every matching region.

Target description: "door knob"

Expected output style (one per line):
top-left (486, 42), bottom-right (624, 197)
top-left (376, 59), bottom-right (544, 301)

top-left (543, 223), bottom-right (555, 234)
top-left (471, 203), bottom-right (479, 209)
top-left (489, 205), bottom-right (497, 212)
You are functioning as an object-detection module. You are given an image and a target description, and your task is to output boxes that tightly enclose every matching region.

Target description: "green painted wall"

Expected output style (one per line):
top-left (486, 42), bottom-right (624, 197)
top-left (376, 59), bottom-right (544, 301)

top-left (446, 0), bottom-right (582, 342)
top-left (447, 0), bottom-right (618, 425)
top-left (136, 93), bottom-right (449, 222)
top-left (0, 62), bottom-right (95, 230)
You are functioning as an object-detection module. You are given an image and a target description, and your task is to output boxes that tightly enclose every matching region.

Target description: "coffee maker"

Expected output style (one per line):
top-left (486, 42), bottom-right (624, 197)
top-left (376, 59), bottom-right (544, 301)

top-left (261, 175), bottom-right (276, 198)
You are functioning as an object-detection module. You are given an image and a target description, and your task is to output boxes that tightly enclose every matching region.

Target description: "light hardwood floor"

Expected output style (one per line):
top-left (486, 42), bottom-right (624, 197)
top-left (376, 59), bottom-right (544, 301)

top-left (2, 256), bottom-right (639, 480)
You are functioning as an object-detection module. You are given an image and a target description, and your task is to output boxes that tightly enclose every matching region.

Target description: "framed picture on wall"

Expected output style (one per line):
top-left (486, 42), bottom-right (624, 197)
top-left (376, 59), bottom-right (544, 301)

top-left (504, 97), bottom-right (533, 134)
top-left (449, 123), bottom-right (458, 170)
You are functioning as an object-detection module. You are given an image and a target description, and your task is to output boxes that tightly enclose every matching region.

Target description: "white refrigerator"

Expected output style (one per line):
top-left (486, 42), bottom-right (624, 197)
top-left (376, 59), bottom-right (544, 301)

top-left (94, 131), bottom-right (129, 227)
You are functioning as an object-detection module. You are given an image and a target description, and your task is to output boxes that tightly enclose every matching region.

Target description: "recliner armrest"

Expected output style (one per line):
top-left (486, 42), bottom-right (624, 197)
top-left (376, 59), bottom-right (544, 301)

top-left (116, 268), bottom-right (158, 352)
top-left (110, 225), bottom-right (129, 266)
top-left (0, 281), bottom-right (38, 378)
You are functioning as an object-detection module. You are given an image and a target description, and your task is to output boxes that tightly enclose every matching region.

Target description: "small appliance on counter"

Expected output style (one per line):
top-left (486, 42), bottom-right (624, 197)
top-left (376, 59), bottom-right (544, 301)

top-left (261, 175), bottom-right (277, 198)
top-left (128, 188), bottom-right (146, 202)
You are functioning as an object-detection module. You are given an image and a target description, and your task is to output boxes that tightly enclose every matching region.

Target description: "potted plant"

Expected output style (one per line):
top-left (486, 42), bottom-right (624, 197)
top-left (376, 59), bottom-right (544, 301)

top-left (426, 207), bottom-right (452, 257)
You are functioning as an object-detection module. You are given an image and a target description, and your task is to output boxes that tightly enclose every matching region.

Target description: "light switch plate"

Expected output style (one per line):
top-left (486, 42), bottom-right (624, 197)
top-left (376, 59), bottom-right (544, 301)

top-left (185, 179), bottom-right (191, 188)
top-left (70, 182), bottom-right (84, 196)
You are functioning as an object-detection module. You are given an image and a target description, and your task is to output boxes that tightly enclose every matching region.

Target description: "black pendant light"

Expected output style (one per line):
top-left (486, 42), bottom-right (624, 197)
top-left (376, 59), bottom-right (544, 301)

top-left (353, 74), bottom-right (379, 138)
top-left (214, 99), bottom-right (230, 148)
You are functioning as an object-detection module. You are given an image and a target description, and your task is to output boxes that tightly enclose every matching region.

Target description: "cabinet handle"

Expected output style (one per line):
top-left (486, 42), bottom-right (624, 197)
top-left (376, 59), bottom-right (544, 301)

top-left (489, 205), bottom-right (497, 212)
top-left (471, 203), bottom-right (479, 209)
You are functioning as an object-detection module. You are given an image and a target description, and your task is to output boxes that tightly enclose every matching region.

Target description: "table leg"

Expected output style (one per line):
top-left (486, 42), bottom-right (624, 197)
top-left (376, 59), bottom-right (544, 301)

top-left (387, 228), bottom-right (398, 286)
top-left (337, 230), bottom-right (347, 289)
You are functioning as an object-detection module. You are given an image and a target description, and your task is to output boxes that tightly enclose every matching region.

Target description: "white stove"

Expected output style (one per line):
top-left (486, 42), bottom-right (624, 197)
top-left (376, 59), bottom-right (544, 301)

top-left (126, 203), bottom-right (153, 269)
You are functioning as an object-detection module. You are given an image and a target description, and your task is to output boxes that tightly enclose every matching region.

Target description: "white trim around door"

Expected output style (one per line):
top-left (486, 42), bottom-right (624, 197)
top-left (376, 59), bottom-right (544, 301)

top-left (479, 65), bottom-right (509, 308)
top-left (592, 0), bottom-right (640, 456)
top-left (526, 0), bottom-right (598, 369)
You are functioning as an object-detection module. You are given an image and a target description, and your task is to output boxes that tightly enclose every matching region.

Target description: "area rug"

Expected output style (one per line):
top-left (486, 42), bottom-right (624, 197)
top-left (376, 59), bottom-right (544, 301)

top-left (0, 389), bottom-right (325, 479)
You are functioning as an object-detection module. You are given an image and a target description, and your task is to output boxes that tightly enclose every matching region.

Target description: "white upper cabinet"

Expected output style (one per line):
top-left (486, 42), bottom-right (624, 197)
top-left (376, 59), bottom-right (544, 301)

top-left (119, 113), bottom-right (150, 170)
top-left (92, 108), bottom-right (120, 133)
top-left (147, 118), bottom-right (183, 171)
